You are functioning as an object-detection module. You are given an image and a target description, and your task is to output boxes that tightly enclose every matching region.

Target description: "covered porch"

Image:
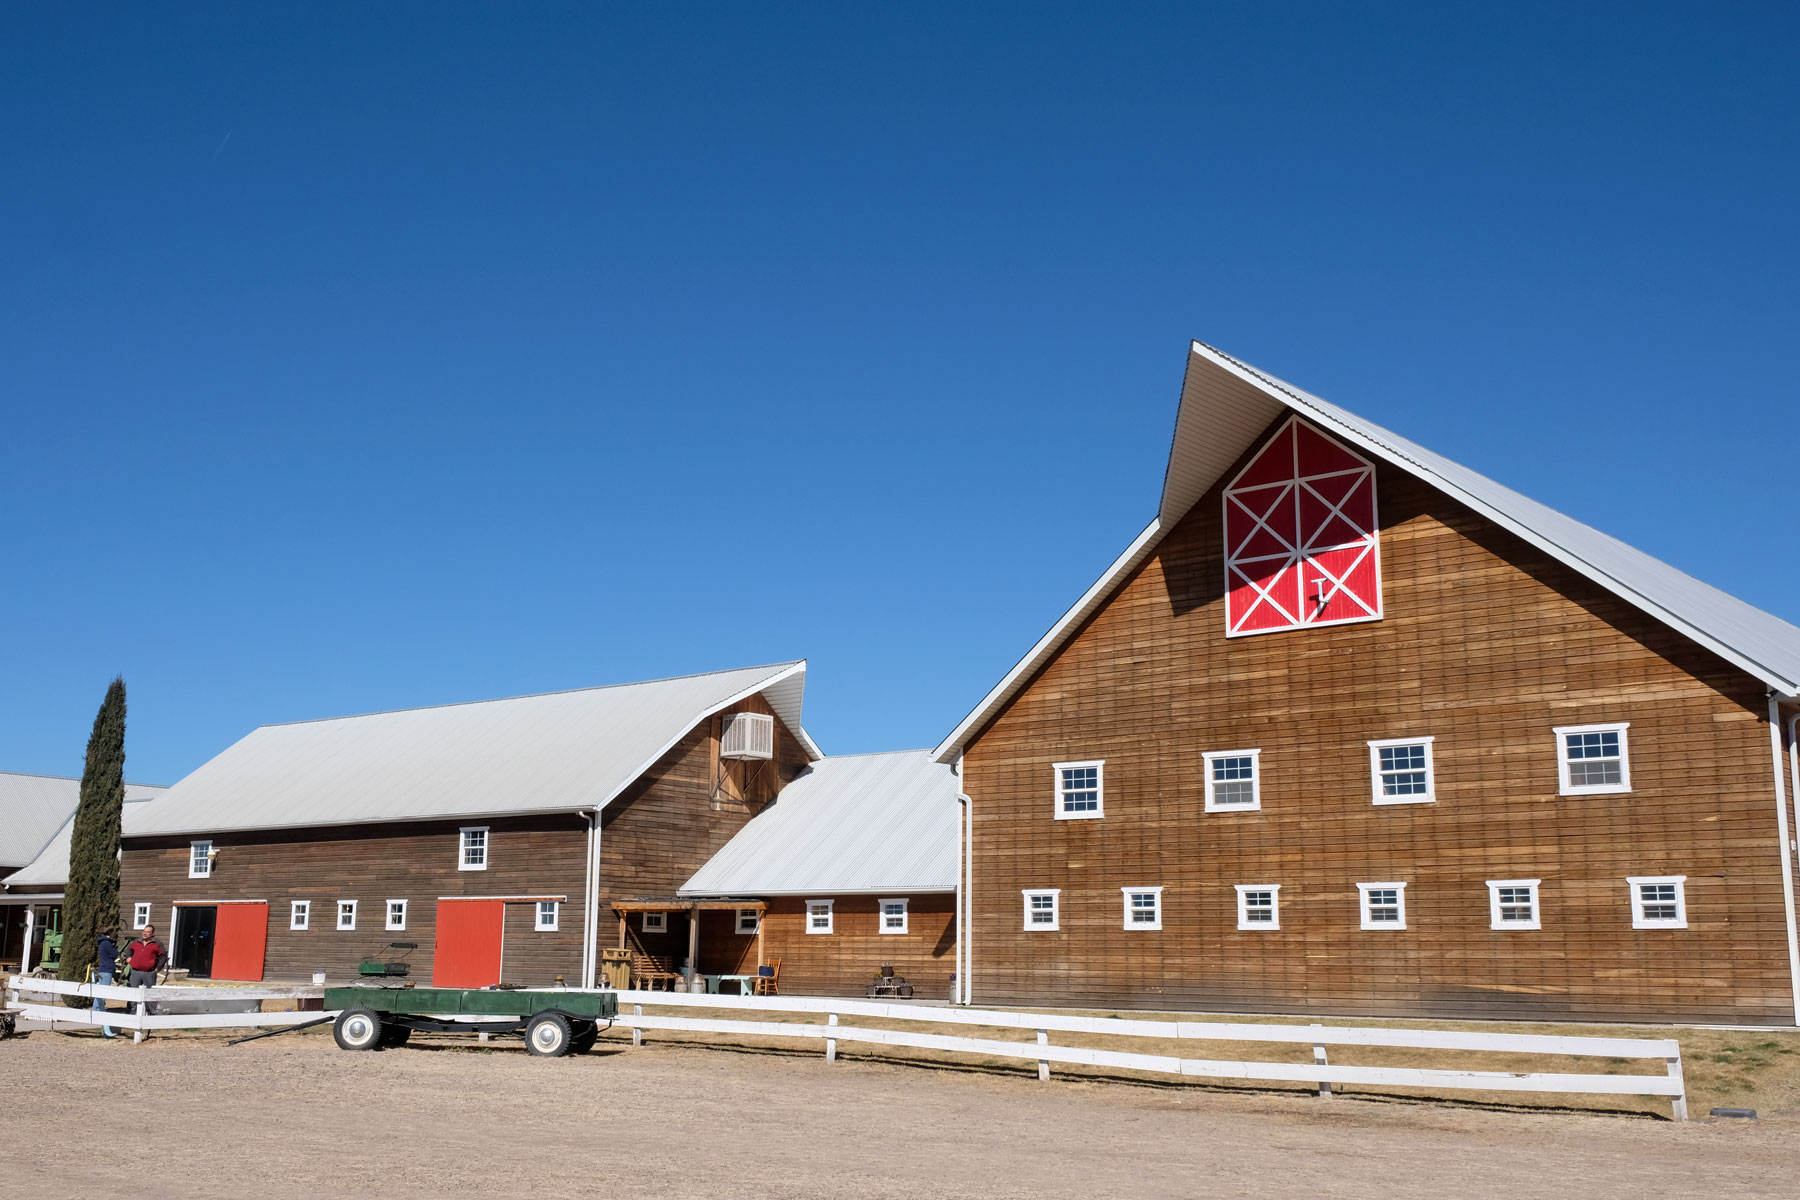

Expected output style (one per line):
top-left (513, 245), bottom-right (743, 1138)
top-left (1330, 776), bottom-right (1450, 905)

top-left (609, 898), bottom-right (769, 994)
top-left (0, 895), bottom-right (64, 976)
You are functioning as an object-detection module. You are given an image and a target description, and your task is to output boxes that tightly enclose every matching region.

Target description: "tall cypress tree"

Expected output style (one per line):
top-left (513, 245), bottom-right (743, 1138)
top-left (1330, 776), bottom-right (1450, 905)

top-left (58, 677), bottom-right (126, 988)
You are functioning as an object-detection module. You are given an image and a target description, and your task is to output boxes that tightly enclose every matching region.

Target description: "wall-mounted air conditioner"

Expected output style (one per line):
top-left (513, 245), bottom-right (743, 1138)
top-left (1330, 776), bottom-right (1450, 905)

top-left (720, 712), bottom-right (775, 761)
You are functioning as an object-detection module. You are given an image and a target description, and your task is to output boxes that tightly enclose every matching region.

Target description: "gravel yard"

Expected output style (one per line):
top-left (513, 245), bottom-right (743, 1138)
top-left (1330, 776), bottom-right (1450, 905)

top-left (4, 1024), bottom-right (1793, 1200)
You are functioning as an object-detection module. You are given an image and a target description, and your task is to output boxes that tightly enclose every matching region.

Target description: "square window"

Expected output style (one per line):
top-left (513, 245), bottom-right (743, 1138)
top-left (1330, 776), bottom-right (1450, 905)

top-left (1367, 739), bottom-right (1435, 805)
top-left (1357, 882), bottom-right (1407, 930)
top-left (1053, 760), bottom-right (1105, 820)
top-left (735, 908), bottom-right (760, 935)
top-left (1555, 723), bottom-right (1631, 796)
top-left (132, 902), bottom-right (152, 929)
top-left (1022, 889), bottom-right (1060, 932)
top-left (337, 900), bottom-right (357, 931)
top-left (805, 899), bottom-right (834, 935)
top-left (188, 840), bottom-right (213, 879)
top-left (386, 900), bottom-right (407, 931)
top-left (879, 898), bottom-right (908, 935)
top-left (289, 900), bottom-right (309, 931)
top-left (1628, 876), bottom-right (1687, 929)
top-left (641, 912), bottom-right (667, 934)
top-left (1486, 879), bottom-right (1541, 930)
top-left (459, 827), bottom-right (489, 870)
top-left (1235, 885), bottom-right (1281, 930)
top-left (1121, 887), bottom-right (1163, 932)
top-left (1204, 750), bottom-right (1262, 812)
top-left (535, 901), bottom-right (558, 932)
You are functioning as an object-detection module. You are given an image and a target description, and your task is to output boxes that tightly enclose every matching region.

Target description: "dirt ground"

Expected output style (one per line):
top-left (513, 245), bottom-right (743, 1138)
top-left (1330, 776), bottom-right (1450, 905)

top-left (3, 1025), bottom-right (1794, 1200)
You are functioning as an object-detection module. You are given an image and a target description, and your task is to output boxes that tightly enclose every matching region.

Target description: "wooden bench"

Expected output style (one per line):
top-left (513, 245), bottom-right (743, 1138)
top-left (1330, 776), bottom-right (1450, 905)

top-left (630, 952), bottom-right (680, 991)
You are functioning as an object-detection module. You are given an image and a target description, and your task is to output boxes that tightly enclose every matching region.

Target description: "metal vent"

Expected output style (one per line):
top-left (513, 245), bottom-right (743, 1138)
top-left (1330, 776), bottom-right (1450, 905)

top-left (720, 712), bottom-right (775, 761)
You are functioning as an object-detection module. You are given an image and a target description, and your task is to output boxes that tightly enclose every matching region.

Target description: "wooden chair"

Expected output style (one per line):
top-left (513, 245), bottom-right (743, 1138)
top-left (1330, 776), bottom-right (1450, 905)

top-left (752, 957), bottom-right (781, 996)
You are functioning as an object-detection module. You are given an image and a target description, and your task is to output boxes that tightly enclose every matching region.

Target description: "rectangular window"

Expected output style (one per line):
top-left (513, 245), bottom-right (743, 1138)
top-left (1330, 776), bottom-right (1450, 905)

top-left (1203, 749), bottom-right (1262, 812)
top-left (459, 827), bottom-right (489, 871)
top-left (1022, 889), bottom-right (1060, 932)
top-left (805, 899), bottom-right (834, 934)
top-left (188, 840), bottom-right (213, 879)
top-left (641, 912), bottom-right (667, 934)
top-left (386, 900), bottom-right (407, 931)
top-left (736, 908), bottom-right (760, 935)
top-left (1121, 886), bottom-right (1163, 931)
top-left (535, 901), bottom-right (559, 932)
top-left (1486, 879), bottom-right (1541, 931)
top-left (132, 902), bottom-right (152, 929)
top-left (1628, 875), bottom-right (1687, 929)
top-left (1357, 882), bottom-right (1407, 930)
top-left (1556, 723), bottom-right (1631, 796)
top-left (1053, 760), bottom-right (1105, 820)
top-left (878, 898), bottom-right (908, 935)
top-left (1235, 884), bottom-right (1280, 930)
top-left (337, 900), bottom-right (357, 931)
top-left (1368, 738), bottom-right (1435, 804)
top-left (289, 900), bottom-right (309, 931)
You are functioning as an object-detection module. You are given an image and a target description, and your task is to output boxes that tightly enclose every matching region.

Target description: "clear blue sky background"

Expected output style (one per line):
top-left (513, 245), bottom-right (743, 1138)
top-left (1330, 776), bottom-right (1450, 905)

top-left (4, 3), bottom-right (1796, 785)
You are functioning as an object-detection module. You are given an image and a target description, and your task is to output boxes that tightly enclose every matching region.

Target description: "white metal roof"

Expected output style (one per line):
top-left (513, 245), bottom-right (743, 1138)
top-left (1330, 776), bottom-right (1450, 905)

top-left (0, 772), bottom-right (167, 870)
top-left (3, 790), bottom-right (165, 890)
top-left (126, 662), bottom-right (819, 838)
top-left (680, 750), bottom-right (958, 896)
top-left (934, 341), bottom-right (1800, 762)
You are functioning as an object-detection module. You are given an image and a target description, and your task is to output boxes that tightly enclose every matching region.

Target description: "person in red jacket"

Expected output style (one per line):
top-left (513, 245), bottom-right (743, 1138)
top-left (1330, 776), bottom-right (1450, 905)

top-left (123, 925), bottom-right (166, 1017)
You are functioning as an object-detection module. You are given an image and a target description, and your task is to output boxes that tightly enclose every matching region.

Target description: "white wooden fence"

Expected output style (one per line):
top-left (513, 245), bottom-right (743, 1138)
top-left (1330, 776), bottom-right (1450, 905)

top-left (5, 975), bottom-right (327, 1043)
top-left (603, 989), bottom-right (1689, 1119)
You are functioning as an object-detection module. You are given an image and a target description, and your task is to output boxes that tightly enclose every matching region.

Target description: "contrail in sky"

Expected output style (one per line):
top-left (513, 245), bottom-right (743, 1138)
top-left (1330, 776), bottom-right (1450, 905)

top-left (212, 130), bottom-right (233, 160)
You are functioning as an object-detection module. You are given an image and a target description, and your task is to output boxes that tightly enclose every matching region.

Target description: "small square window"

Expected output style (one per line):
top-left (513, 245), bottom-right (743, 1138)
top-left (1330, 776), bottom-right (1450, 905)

top-left (337, 900), bottom-right (357, 931)
top-left (1121, 887), bottom-right (1163, 931)
top-left (459, 827), bottom-right (489, 871)
top-left (1022, 889), bottom-right (1060, 932)
top-left (1204, 750), bottom-right (1262, 812)
top-left (535, 901), bottom-right (558, 932)
top-left (1368, 738), bottom-right (1435, 805)
top-left (1053, 760), bottom-right (1105, 820)
top-left (878, 898), bottom-right (908, 935)
top-left (1628, 875), bottom-right (1687, 929)
top-left (188, 840), bottom-right (213, 879)
top-left (805, 899), bottom-right (834, 935)
top-left (1235, 884), bottom-right (1281, 930)
top-left (1357, 882), bottom-right (1407, 930)
top-left (1486, 879), bottom-right (1541, 931)
top-left (736, 908), bottom-right (760, 935)
top-left (1555, 723), bottom-right (1631, 796)
top-left (386, 900), bottom-right (407, 931)
top-left (132, 902), bottom-right (152, 929)
top-left (641, 912), bottom-right (667, 934)
top-left (289, 900), bottom-right (310, 931)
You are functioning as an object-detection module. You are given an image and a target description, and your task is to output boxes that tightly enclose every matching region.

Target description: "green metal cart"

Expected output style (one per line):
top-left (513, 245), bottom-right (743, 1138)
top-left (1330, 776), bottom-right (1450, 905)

top-left (323, 986), bottom-right (619, 1057)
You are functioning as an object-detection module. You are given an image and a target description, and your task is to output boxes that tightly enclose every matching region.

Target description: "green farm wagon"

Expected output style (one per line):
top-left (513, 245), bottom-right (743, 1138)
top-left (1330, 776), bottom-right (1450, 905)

top-left (323, 987), bottom-right (618, 1057)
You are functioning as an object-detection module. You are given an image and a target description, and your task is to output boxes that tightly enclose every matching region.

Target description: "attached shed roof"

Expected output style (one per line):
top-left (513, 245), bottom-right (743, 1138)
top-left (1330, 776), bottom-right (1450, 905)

top-left (933, 341), bottom-right (1800, 762)
top-left (680, 750), bottom-right (958, 896)
top-left (3, 790), bottom-right (166, 890)
top-left (0, 772), bottom-right (167, 871)
top-left (127, 661), bottom-right (820, 838)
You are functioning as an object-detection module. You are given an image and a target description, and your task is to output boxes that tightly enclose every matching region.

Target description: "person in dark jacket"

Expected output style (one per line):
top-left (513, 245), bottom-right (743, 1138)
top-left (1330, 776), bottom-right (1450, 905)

top-left (94, 925), bottom-right (119, 1039)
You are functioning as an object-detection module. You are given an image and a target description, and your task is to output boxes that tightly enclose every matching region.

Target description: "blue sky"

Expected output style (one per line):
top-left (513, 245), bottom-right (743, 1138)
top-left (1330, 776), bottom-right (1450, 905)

top-left (4, 3), bottom-right (1796, 785)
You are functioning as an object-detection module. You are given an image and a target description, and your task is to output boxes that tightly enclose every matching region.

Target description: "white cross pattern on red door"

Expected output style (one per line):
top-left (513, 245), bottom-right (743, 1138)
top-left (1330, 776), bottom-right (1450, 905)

top-left (1222, 416), bottom-right (1382, 636)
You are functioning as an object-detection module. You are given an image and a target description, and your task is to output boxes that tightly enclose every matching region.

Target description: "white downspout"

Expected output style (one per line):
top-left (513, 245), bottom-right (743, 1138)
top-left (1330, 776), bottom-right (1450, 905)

top-left (582, 809), bottom-right (601, 989)
top-left (955, 791), bottom-right (968, 1006)
top-left (1767, 696), bottom-right (1800, 1027)
top-left (957, 750), bottom-right (973, 1006)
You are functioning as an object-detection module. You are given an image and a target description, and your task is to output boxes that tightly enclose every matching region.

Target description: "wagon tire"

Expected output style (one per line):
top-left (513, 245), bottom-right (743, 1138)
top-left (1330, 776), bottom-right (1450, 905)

top-left (334, 1007), bottom-right (383, 1052)
top-left (526, 1011), bottom-right (572, 1057)
top-left (570, 1021), bottom-right (599, 1054)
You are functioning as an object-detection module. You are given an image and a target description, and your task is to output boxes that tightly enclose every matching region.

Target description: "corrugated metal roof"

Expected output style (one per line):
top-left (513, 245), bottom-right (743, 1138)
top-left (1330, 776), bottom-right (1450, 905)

top-left (935, 340), bottom-right (1800, 761)
top-left (680, 750), bottom-right (958, 896)
top-left (0, 772), bottom-right (167, 869)
top-left (126, 661), bottom-right (816, 838)
top-left (3, 789), bottom-right (166, 890)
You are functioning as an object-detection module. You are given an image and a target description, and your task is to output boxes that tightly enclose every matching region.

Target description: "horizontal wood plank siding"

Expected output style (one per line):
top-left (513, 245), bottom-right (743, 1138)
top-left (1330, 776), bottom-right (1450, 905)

top-left (758, 895), bottom-right (956, 998)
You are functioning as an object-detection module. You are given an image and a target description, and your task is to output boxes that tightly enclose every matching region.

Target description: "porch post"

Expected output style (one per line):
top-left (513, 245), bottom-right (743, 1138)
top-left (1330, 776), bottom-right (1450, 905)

top-left (686, 904), bottom-right (699, 986)
top-left (20, 908), bottom-right (34, 974)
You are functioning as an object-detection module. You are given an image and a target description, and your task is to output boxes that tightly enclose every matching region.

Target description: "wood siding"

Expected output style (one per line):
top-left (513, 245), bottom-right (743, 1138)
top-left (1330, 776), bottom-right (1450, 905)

top-left (757, 895), bottom-right (956, 998)
top-left (962, 416), bottom-right (1796, 1024)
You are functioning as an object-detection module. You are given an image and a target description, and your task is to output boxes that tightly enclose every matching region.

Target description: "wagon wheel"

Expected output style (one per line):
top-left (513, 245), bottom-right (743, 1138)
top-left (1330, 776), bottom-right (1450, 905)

top-left (333, 1007), bottom-right (383, 1051)
top-left (525, 1011), bottom-right (573, 1057)
top-left (569, 1020), bottom-right (599, 1055)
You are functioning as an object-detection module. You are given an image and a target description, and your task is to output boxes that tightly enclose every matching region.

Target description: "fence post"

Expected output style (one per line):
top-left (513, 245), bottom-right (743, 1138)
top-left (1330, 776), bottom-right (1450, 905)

top-left (632, 1003), bottom-right (643, 1047)
top-left (1036, 1029), bottom-right (1050, 1081)
top-left (1311, 1024), bottom-right (1331, 1098)
top-left (1666, 1053), bottom-right (1687, 1121)
top-left (134, 986), bottom-right (148, 1044)
top-left (826, 1013), bottom-right (838, 1063)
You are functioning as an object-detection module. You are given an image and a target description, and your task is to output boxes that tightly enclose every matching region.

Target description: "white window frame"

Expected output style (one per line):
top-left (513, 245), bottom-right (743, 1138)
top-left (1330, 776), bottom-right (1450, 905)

top-left (289, 900), bottom-right (309, 931)
top-left (805, 898), bottom-right (834, 935)
top-left (1121, 886), bottom-right (1164, 932)
top-left (1052, 759), bottom-right (1105, 821)
top-left (641, 912), bottom-right (667, 934)
top-left (1357, 881), bottom-right (1407, 930)
top-left (132, 901), bottom-right (152, 929)
top-left (1627, 875), bottom-right (1687, 929)
top-left (337, 900), bottom-right (357, 931)
top-left (188, 840), bottom-right (213, 879)
top-left (1367, 737), bottom-right (1436, 805)
top-left (1486, 878), bottom-right (1541, 931)
top-left (535, 901), bottom-right (559, 932)
top-left (1022, 889), bottom-right (1060, 932)
top-left (386, 899), bottom-right (407, 931)
top-left (735, 908), bottom-right (760, 935)
top-left (1203, 749), bottom-right (1263, 813)
top-left (458, 826), bottom-right (489, 871)
top-left (878, 897), bottom-right (909, 935)
top-left (1555, 722), bottom-right (1632, 796)
top-left (1234, 884), bottom-right (1281, 930)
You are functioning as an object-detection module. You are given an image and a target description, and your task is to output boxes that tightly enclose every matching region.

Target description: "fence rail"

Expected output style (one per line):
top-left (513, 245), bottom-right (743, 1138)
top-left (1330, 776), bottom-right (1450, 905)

top-left (5, 975), bottom-right (328, 1041)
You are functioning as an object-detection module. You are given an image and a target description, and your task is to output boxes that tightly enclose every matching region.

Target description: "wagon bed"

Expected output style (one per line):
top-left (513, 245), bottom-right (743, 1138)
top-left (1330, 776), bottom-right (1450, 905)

top-left (323, 986), bottom-right (618, 1056)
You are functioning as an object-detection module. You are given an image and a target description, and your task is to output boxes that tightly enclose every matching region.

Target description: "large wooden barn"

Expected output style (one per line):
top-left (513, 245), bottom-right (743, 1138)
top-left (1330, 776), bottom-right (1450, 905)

top-left (934, 341), bottom-right (1800, 1026)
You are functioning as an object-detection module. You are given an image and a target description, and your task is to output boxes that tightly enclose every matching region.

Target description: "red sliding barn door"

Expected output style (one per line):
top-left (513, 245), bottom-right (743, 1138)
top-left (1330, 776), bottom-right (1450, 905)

top-left (210, 902), bottom-right (269, 982)
top-left (433, 900), bottom-right (505, 987)
top-left (1223, 416), bottom-right (1382, 636)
